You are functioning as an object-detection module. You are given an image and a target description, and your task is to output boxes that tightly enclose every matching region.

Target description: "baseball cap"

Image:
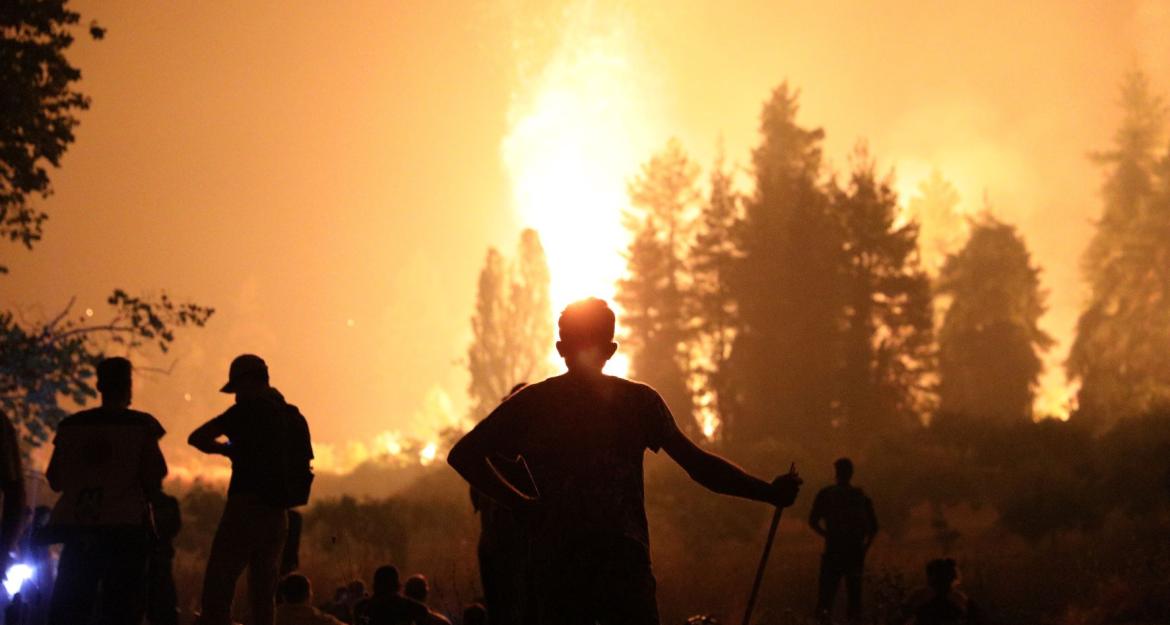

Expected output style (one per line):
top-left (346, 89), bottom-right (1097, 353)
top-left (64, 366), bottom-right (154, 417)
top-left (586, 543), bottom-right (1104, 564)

top-left (220, 354), bottom-right (269, 393)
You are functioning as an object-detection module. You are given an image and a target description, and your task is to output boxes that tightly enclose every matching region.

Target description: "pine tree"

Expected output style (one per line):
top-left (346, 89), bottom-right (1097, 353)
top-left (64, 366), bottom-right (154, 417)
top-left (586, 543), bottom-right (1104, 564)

top-left (509, 228), bottom-right (554, 386)
top-left (616, 138), bottom-right (700, 432)
top-left (467, 229), bottom-right (554, 420)
top-left (1068, 71), bottom-right (1170, 426)
top-left (832, 145), bottom-right (934, 433)
top-left (723, 83), bottom-right (842, 450)
top-left (468, 248), bottom-right (511, 420)
top-left (937, 215), bottom-right (1052, 422)
top-left (687, 145), bottom-right (741, 440)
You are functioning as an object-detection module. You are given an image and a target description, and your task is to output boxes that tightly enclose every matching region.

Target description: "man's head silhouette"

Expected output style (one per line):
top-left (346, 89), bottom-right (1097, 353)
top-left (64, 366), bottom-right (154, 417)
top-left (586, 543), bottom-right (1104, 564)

top-left (403, 574), bottom-right (428, 602)
top-left (96, 357), bottom-right (132, 408)
top-left (556, 298), bottom-right (617, 373)
top-left (926, 558), bottom-right (959, 592)
top-left (279, 573), bottom-right (312, 605)
top-left (220, 354), bottom-right (269, 399)
top-left (834, 457), bottom-right (853, 485)
top-left (372, 564), bottom-right (401, 596)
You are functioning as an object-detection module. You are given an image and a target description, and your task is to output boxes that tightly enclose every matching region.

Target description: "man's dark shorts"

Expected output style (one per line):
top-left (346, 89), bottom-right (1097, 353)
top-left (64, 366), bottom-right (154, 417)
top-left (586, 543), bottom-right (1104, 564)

top-left (533, 534), bottom-right (658, 625)
top-left (821, 546), bottom-right (866, 577)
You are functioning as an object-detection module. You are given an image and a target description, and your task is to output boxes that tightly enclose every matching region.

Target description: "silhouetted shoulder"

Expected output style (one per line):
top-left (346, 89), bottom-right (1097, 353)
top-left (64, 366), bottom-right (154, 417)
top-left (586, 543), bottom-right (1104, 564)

top-left (610, 375), bottom-right (660, 394)
top-left (607, 376), bottom-right (675, 450)
top-left (596, 375), bottom-right (669, 405)
top-left (814, 484), bottom-right (837, 499)
top-left (59, 408), bottom-right (165, 438)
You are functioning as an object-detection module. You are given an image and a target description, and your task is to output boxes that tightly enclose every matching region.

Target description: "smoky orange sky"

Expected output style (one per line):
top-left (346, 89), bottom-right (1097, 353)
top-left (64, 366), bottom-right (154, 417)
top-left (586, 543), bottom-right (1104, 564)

top-left (2, 0), bottom-right (1168, 478)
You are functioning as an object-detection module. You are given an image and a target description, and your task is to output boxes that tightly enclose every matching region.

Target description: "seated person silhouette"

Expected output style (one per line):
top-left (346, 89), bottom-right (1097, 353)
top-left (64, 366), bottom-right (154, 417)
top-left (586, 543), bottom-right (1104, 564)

top-left (403, 574), bottom-right (452, 625)
top-left (898, 558), bottom-right (982, 625)
top-left (275, 574), bottom-right (345, 625)
top-left (351, 565), bottom-right (429, 625)
top-left (448, 297), bottom-right (801, 625)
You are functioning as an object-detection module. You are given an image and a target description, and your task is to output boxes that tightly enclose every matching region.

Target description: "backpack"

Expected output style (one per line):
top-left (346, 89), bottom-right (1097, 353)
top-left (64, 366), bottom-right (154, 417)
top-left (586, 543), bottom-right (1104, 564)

top-left (275, 404), bottom-right (315, 508)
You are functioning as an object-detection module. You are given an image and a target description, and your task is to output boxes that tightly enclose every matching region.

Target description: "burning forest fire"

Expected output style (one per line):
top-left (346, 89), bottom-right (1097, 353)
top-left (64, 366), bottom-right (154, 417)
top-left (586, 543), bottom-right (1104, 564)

top-left (4, 2), bottom-right (1170, 623)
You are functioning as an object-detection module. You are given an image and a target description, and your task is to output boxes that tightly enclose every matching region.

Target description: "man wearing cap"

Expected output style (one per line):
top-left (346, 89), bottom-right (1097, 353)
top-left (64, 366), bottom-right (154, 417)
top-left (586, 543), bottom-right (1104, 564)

top-left (189, 354), bottom-right (314, 625)
top-left (448, 298), bottom-right (802, 625)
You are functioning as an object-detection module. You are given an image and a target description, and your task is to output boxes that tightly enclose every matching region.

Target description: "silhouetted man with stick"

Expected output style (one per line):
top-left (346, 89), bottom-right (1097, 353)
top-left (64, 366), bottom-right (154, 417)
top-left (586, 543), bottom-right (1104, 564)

top-left (190, 354), bottom-right (314, 625)
top-left (809, 457), bottom-right (878, 624)
top-left (449, 298), bottom-right (801, 625)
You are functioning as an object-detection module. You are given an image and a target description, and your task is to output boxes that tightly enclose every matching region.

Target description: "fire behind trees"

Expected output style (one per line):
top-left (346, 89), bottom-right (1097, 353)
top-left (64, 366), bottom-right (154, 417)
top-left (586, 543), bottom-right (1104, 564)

top-left (466, 228), bottom-right (554, 421)
top-left (1069, 71), bottom-right (1170, 429)
top-left (612, 71), bottom-right (1170, 457)
top-left (615, 83), bottom-right (936, 461)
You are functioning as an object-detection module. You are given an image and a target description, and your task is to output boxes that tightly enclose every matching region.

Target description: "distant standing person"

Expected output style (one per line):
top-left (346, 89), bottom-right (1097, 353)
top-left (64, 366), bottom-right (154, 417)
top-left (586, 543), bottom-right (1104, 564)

top-left (44, 357), bottom-right (168, 625)
top-left (0, 408), bottom-right (26, 578)
top-left (809, 457), bottom-right (878, 624)
top-left (146, 490), bottom-right (182, 625)
top-left (897, 558), bottom-right (981, 625)
top-left (448, 298), bottom-right (801, 625)
top-left (189, 354), bottom-right (315, 625)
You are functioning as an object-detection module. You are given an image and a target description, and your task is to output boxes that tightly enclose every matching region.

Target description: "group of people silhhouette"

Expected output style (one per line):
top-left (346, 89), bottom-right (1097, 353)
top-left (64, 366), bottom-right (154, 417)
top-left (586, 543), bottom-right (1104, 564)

top-left (450, 298), bottom-right (980, 625)
top-left (0, 296), bottom-right (979, 625)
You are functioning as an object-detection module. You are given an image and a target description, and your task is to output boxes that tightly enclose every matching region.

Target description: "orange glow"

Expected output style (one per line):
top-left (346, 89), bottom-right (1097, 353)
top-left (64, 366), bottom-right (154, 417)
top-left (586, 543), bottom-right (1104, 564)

top-left (7, 1), bottom-right (1165, 479)
top-left (502, 2), bottom-right (665, 379)
top-left (1034, 372), bottom-right (1078, 421)
top-left (418, 441), bottom-right (438, 465)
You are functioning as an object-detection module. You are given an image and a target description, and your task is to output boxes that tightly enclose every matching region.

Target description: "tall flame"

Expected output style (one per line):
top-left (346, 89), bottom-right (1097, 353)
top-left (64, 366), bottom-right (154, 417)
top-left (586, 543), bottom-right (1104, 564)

top-left (502, 1), bottom-right (662, 378)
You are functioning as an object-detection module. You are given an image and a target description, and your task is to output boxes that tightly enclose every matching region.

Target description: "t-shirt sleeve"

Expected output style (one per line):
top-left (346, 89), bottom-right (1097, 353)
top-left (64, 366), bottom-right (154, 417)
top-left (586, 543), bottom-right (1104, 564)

top-left (641, 386), bottom-right (676, 453)
top-left (214, 408), bottom-right (239, 438)
top-left (140, 414), bottom-right (169, 485)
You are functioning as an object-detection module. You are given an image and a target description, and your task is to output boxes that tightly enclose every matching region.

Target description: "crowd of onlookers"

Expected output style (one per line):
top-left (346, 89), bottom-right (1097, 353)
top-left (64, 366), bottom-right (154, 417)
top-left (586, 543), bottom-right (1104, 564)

top-left (273, 565), bottom-right (487, 625)
top-left (0, 299), bottom-right (981, 624)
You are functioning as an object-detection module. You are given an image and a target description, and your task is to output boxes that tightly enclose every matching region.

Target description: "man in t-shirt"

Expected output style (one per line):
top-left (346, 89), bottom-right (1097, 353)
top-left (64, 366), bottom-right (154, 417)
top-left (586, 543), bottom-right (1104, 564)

top-left (189, 354), bottom-right (314, 625)
top-left (448, 298), bottom-right (802, 625)
top-left (809, 457), bottom-right (879, 624)
top-left (45, 357), bottom-right (168, 625)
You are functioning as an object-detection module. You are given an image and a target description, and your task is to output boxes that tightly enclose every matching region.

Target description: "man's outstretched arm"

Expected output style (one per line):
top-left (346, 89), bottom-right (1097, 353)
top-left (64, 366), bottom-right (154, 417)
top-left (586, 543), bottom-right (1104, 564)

top-left (188, 418), bottom-right (231, 456)
top-left (448, 430), bottom-right (536, 512)
top-left (661, 421), bottom-right (799, 506)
